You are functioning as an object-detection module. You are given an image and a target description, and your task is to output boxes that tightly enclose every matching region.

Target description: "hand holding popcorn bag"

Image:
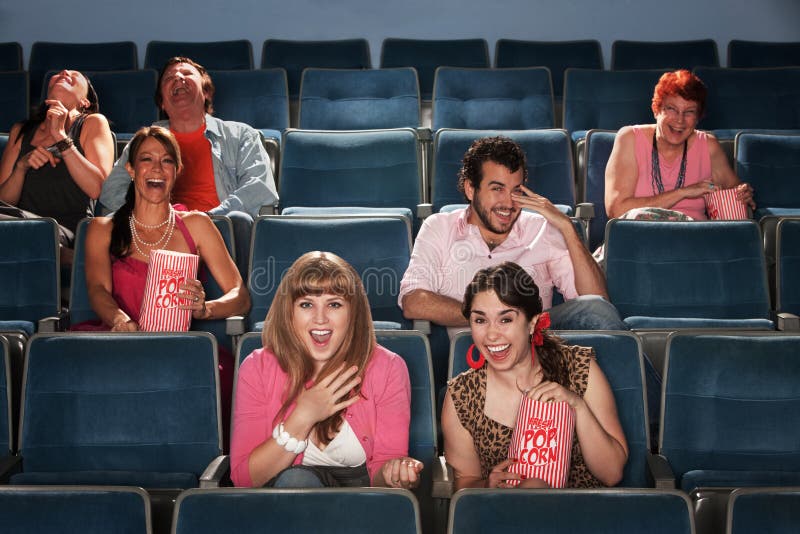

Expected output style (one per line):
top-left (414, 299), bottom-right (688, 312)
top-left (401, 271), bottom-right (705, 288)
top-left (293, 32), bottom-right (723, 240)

top-left (139, 249), bottom-right (199, 331)
top-left (506, 396), bottom-right (575, 488)
top-left (704, 187), bottom-right (749, 220)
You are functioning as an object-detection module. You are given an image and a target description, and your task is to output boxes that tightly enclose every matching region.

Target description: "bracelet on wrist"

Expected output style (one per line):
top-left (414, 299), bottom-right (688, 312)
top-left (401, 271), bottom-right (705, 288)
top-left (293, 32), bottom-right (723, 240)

top-left (272, 422), bottom-right (308, 454)
top-left (54, 137), bottom-right (74, 154)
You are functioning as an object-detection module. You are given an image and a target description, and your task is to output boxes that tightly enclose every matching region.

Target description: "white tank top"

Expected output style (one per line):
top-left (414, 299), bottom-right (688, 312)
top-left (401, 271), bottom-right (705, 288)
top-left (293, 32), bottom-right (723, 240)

top-left (301, 420), bottom-right (367, 467)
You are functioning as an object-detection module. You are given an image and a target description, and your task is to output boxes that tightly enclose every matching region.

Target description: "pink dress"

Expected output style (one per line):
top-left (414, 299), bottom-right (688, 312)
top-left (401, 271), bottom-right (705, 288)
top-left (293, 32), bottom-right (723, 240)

top-left (632, 125), bottom-right (712, 220)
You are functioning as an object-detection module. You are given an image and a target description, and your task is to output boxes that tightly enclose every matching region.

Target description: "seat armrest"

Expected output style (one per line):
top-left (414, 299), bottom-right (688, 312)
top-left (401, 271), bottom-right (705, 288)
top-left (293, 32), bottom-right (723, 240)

top-left (647, 453), bottom-right (676, 489)
top-left (225, 316), bottom-right (246, 336)
top-left (38, 311), bottom-right (66, 333)
top-left (259, 204), bottom-right (278, 216)
top-left (575, 202), bottom-right (595, 220)
top-left (776, 312), bottom-right (800, 331)
top-left (412, 320), bottom-right (431, 335)
top-left (199, 455), bottom-right (230, 488)
top-left (0, 454), bottom-right (22, 482)
top-left (417, 203), bottom-right (433, 219)
top-left (432, 456), bottom-right (454, 499)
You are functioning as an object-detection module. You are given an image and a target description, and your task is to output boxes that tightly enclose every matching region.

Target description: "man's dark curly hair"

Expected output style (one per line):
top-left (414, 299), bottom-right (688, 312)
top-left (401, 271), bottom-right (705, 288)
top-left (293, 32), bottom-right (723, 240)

top-left (457, 136), bottom-right (529, 200)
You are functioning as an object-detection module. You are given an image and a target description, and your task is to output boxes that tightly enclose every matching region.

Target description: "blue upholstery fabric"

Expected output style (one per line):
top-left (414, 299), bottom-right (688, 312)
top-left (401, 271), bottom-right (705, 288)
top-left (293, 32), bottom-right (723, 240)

top-left (583, 129), bottom-right (616, 251)
top-left (448, 331), bottom-right (650, 487)
top-left (68, 219), bottom-right (97, 325)
top-left (661, 333), bottom-right (800, 492)
top-left (261, 39), bottom-right (371, 98)
top-left (563, 69), bottom-right (665, 141)
top-left (0, 71), bottom-right (28, 129)
top-left (611, 39), bottom-right (719, 70)
top-left (0, 219), bottom-right (60, 323)
top-left (432, 67), bottom-right (553, 130)
top-left (173, 488), bottom-right (420, 534)
top-left (28, 41), bottom-right (137, 103)
top-left (209, 68), bottom-right (289, 133)
top-left (449, 489), bottom-right (693, 533)
top-left (728, 40), bottom-right (800, 68)
top-left (11, 470), bottom-right (197, 488)
top-left (735, 133), bottom-right (800, 219)
top-left (777, 218), bottom-right (800, 315)
top-left (605, 220), bottom-right (771, 323)
top-left (0, 321), bottom-right (34, 337)
top-left (728, 488), bottom-right (800, 534)
top-left (624, 317), bottom-right (774, 329)
top-left (144, 40), bottom-right (253, 70)
top-left (248, 216), bottom-right (411, 329)
top-left (680, 470), bottom-right (800, 493)
top-left (279, 129), bottom-right (421, 215)
top-left (0, 42), bottom-right (22, 71)
top-left (694, 67), bottom-right (800, 131)
top-left (0, 339), bottom-right (9, 454)
top-left (299, 68), bottom-right (420, 130)
top-left (0, 486), bottom-right (150, 534)
top-left (236, 332), bottom-right (262, 367)
top-left (494, 39), bottom-right (602, 99)
top-left (79, 70), bottom-right (157, 136)
top-left (431, 129), bottom-right (575, 213)
top-left (380, 38), bottom-right (490, 100)
top-left (17, 333), bottom-right (221, 487)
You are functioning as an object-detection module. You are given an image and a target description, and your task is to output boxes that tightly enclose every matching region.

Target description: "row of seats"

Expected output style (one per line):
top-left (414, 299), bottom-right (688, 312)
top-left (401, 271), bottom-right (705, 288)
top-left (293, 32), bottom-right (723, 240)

top-left (1, 330), bottom-right (799, 533)
top-left (2, 38), bottom-right (799, 99)
top-left (4, 485), bottom-right (798, 534)
top-left (4, 64), bottom-right (800, 138)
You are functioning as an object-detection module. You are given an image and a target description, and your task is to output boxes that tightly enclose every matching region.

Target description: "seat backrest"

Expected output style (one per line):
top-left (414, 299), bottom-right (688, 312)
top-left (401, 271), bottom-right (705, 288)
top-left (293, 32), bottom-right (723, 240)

top-left (727, 487), bottom-right (800, 534)
top-left (448, 330), bottom-right (649, 487)
top-left (248, 215), bottom-right (412, 327)
top-left (431, 128), bottom-right (574, 213)
top-left (582, 129), bottom-right (617, 251)
top-left (19, 333), bottom-right (221, 476)
top-left (208, 68), bottom-right (289, 131)
top-left (694, 67), bottom-right (800, 131)
top-left (376, 330), bottom-right (437, 468)
top-left (605, 220), bottom-right (771, 320)
top-left (0, 42), bottom-right (22, 71)
top-left (432, 67), bottom-right (554, 130)
top-left (563, 68), bottom-right (665, 139)
top-left (261, 39), bottom-right (371, 98)
top-left (0, 486), bottom-right (151, 534)
top-left (777, 218), bottom-right (800, 315)
top-left (494, 39), bottom-right (603, 99)
top-left (0, 71), bottom-right (28, 129)
top-left (0, 218), bottom-right (60, 322)
top-left (174, 488), bottom-right (420, 534)
top-left (735, 133), bottom-right (800, 212)
top-left (611, 39), bottom-right (719, 70)
top-left (380, 38), bottom-right (490, 100)
top-left (728, 40), bottom-right (800, 68)
top-left (79, 70), bottom-right (158, 136)
top-left (298, 68), bottom-right (420, 130)
top-left (661, 332), bottom-right (800, 479)
top-left (279, 128), bottom-right (421, 214)
top-left (28, 41), bottom-right (137, 103)
top-left (449, 489), bottom-right (694, 534)
top-left (144, 40), bottom-right (253, 71)
top-left (68, 218), bottom-right (96, 325)
top-left (0, 338), bottom-right (10, 455)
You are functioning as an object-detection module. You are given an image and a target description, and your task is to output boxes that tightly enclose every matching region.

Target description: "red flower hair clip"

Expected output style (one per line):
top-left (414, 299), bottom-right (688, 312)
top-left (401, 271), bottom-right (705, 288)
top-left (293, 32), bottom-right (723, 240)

top-left (531, 312), bottom-right (551, 347)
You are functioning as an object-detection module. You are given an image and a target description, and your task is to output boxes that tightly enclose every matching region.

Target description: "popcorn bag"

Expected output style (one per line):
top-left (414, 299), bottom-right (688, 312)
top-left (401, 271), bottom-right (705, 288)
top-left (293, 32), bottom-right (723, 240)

top-left (507, 397), bottom-right (575, 488)
top-left (138, 249), bottom-right (199, 331)
top-left (705, 187), bottom-right (749, 220)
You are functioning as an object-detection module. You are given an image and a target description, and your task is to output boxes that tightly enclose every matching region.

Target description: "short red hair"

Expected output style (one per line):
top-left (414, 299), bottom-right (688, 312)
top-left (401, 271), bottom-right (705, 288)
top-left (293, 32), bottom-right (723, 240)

top-left (651, 69), bottom-right (707, 117)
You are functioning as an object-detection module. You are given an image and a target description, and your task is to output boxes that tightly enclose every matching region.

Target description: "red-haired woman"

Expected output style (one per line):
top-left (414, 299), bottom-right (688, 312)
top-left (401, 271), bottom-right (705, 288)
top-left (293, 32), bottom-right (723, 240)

top-left (605, 69), bottom-right (754, 221)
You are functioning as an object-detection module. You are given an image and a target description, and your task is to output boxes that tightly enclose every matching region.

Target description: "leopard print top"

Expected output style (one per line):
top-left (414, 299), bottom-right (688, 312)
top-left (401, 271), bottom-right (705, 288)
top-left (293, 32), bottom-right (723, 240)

top-left (448, 344), bottom-right (603, 488)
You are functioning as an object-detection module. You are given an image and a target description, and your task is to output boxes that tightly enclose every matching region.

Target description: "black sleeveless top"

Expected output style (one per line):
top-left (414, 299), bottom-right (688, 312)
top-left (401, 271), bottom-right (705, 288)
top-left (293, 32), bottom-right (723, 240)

top-left (17, 115), bottom-right (92, 233)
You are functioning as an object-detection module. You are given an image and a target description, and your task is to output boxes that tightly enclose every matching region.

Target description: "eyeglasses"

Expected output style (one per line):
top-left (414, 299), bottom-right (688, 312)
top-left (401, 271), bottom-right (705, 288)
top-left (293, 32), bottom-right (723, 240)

top-left (662, 104), bottom-right (698, 121)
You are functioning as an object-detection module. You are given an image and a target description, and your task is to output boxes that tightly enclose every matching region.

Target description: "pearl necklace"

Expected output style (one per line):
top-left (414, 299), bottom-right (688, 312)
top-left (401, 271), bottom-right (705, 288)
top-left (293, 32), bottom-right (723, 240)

top-left (129, 206), bottom-right (175, 257)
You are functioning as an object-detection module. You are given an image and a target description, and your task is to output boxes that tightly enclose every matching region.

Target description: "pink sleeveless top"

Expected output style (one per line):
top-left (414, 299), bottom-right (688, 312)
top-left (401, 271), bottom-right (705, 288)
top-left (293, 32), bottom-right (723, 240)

top-left (111, 214), bottom-right (198, 323)
top-left (632, 125), bottom-right (711, 220)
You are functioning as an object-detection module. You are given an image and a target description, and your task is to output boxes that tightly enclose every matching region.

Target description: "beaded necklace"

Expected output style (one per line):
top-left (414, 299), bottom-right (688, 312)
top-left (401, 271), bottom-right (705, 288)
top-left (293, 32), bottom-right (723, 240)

top-left (129, 205), bottom-right (175, 257)
top-left (651, 134), bottom-right (688, 195)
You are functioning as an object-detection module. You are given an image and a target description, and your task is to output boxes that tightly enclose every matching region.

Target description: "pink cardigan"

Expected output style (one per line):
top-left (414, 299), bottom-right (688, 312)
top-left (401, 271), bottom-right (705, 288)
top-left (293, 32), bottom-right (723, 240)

top-left (230, 344), bottom-right (411, 487)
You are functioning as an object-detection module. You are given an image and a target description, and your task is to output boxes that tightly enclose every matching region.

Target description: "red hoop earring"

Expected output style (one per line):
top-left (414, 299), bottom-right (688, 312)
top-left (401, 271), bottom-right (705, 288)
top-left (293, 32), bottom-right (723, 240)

top-left (466, 343), bottom-right (485, 369)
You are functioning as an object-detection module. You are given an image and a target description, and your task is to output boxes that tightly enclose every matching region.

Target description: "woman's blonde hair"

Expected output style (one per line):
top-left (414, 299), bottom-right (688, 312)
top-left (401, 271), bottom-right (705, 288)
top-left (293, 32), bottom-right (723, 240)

top-left (263, 251), bottom-right (375, 444)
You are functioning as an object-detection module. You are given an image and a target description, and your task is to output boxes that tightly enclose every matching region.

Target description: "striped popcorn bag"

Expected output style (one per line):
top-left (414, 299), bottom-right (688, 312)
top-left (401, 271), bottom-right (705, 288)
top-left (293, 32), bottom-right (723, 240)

top-left (705, 187), bottom-right (749, 220)
top-left (507, 398), bottom-right (575, 488)
top-left (139, 249), bottom-right (199, 332)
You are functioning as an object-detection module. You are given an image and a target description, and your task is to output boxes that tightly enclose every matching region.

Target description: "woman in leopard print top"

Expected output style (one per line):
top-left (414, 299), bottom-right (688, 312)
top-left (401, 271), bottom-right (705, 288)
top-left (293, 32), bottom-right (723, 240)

top-left (441, 262), bottom-right (628, 490)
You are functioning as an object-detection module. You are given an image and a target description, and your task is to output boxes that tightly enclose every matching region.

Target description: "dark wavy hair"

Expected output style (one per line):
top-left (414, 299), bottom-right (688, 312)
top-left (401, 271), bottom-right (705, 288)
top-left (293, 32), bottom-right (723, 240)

top-left (462, 261), bottom-right (569, 387)
top-left (457, 136), bottom-right (529, 201)
top-left (155, 56), bottom-right (215, 115)
top-left (15, 71), bottom-right (99, 143)
top-left (109, 126), bottom-right (182, 258)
